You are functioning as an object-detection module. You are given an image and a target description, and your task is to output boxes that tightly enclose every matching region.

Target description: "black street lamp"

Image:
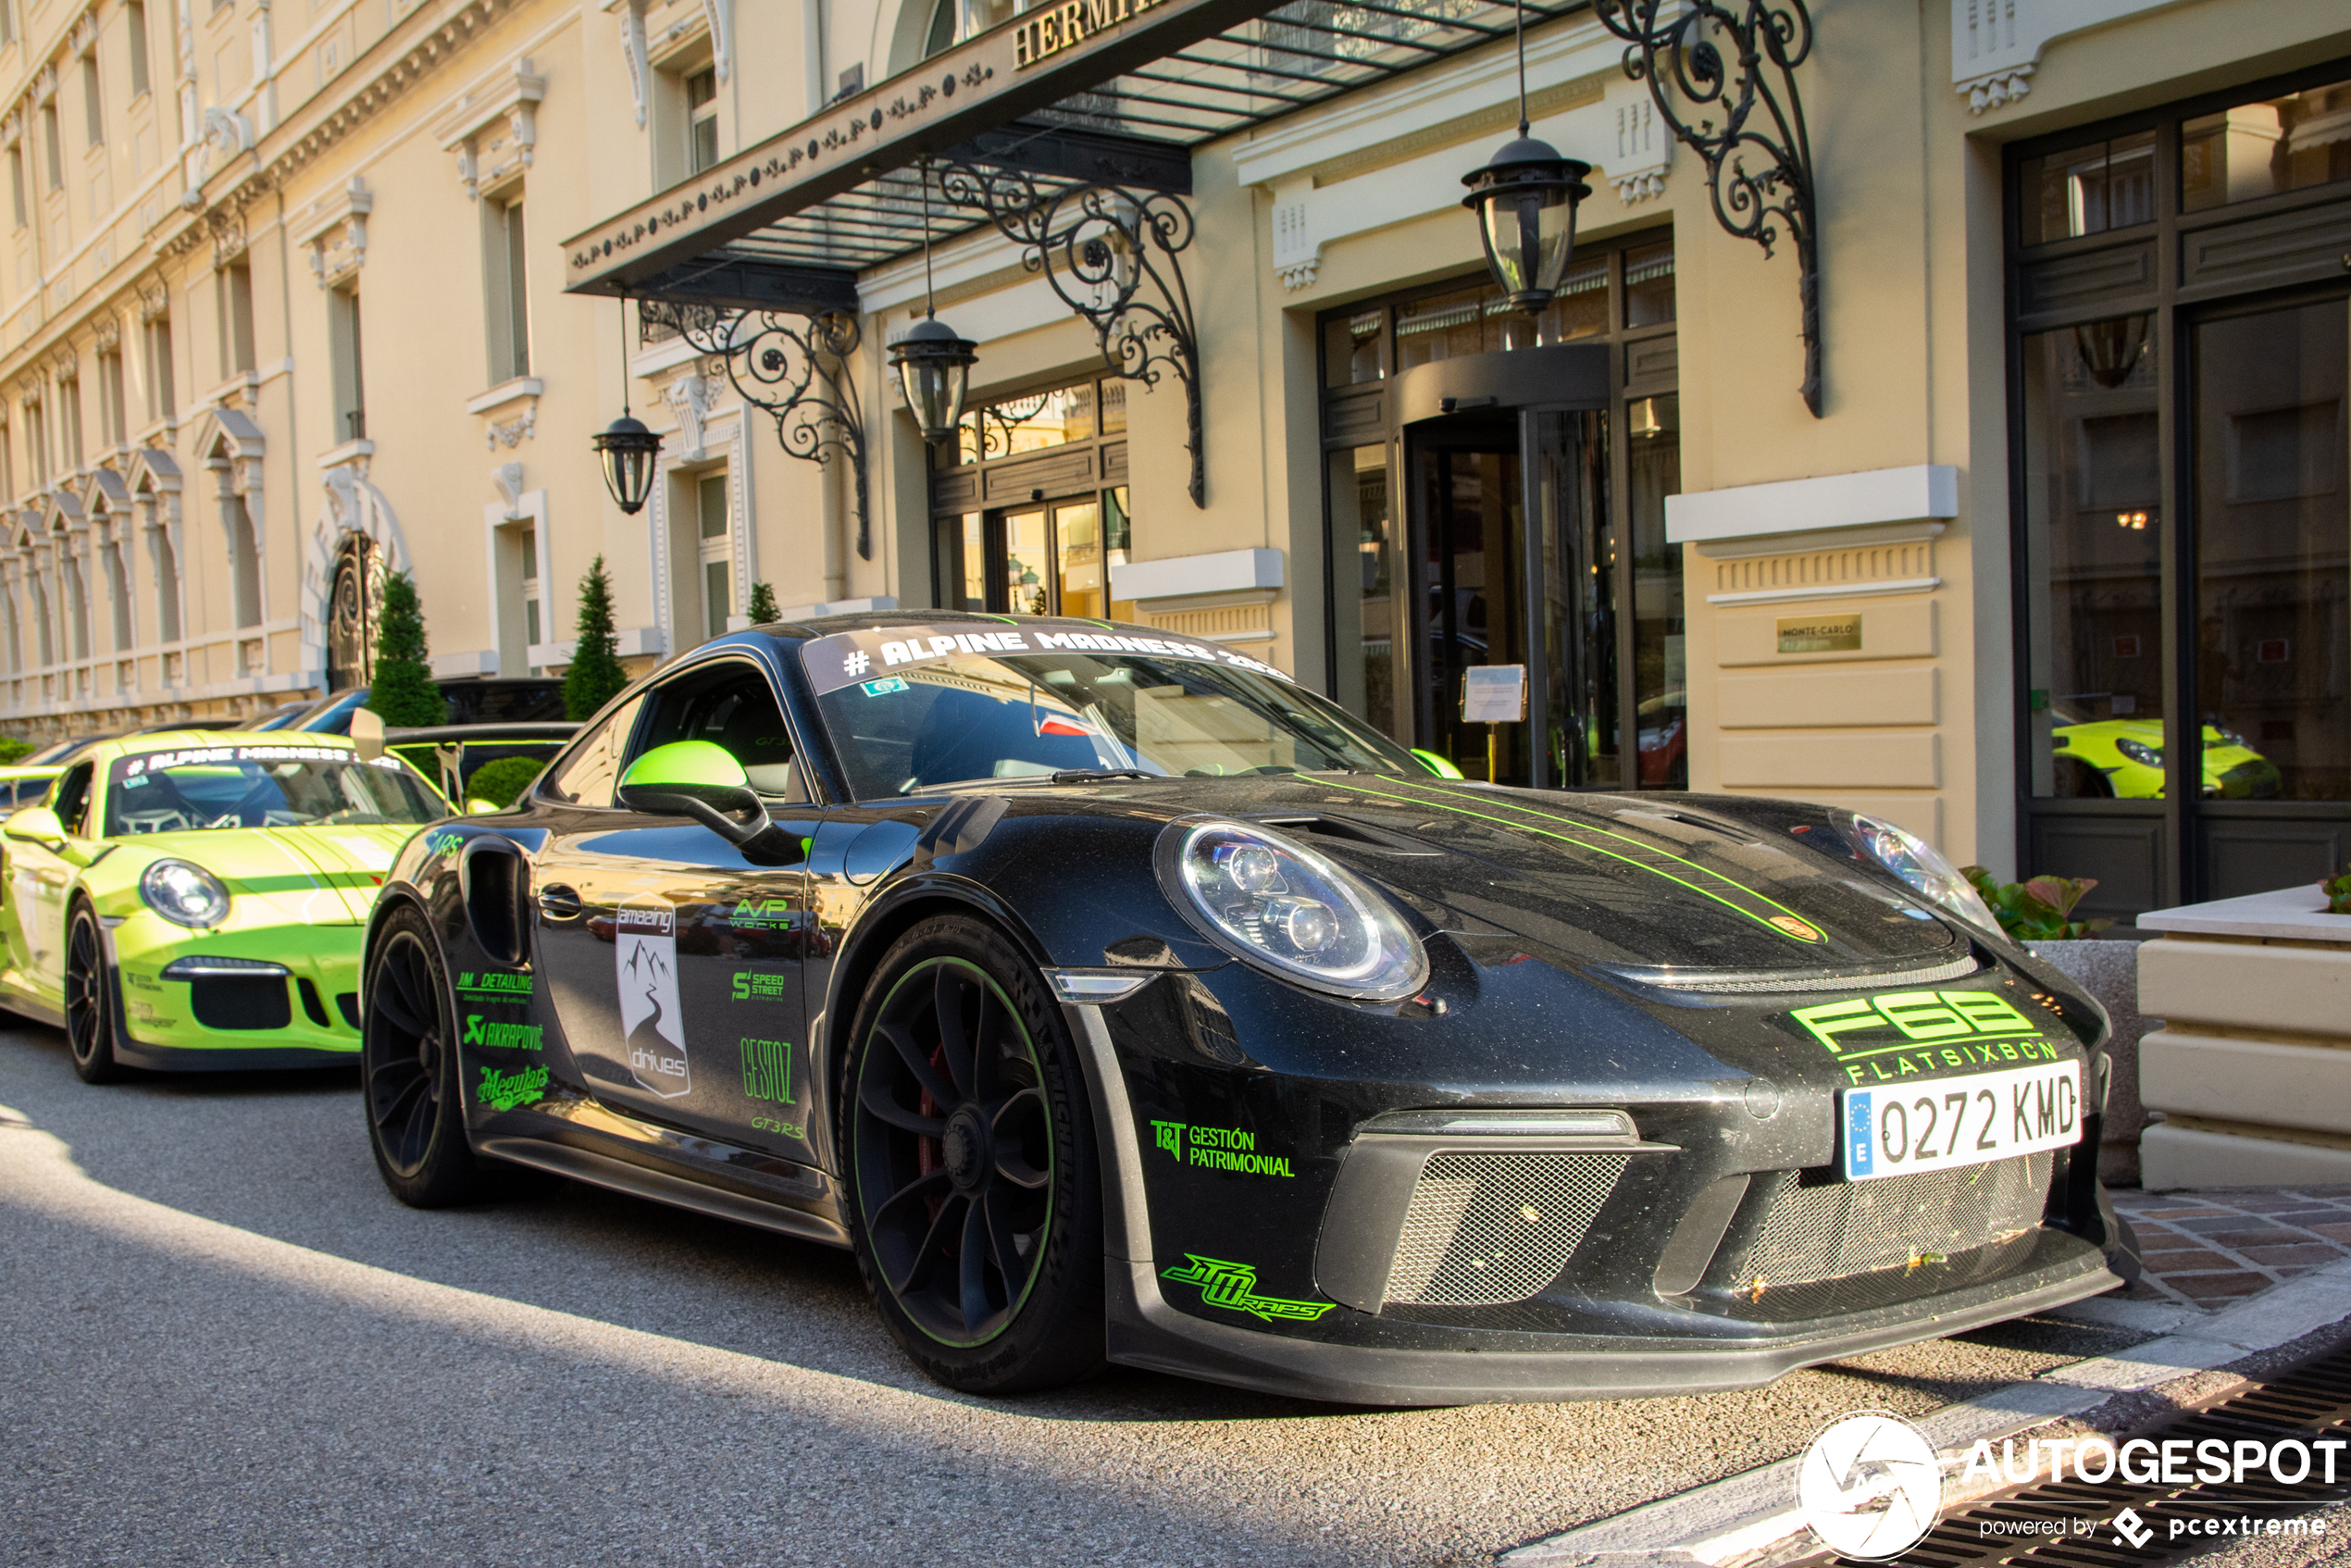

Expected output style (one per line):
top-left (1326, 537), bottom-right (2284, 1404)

top-left (889, 159), bottom-right (978, 447)
top-left (594, 294), bottom-right (662, 515)
top-left (1462, 0), bottom-right (1590, 315)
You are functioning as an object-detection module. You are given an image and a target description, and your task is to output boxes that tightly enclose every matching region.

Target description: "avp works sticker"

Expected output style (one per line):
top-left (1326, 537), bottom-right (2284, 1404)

top-left (616, 896), bottom-right (690, 1099)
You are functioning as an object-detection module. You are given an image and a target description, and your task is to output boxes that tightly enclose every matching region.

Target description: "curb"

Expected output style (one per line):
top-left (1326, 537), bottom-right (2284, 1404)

top-left (1501, 1260), bottom-right (2351, 1566)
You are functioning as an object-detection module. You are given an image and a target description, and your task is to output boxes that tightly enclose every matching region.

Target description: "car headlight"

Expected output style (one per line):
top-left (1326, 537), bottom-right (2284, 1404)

top-left (2116, 738), bottom-right (2162, 766)
top-left (141, 859), bottom-right (231, 928)
top-left (1838, 813), bottom-right (1999, 934)
top-left (1158, 820), bottom-right (1426, 1001)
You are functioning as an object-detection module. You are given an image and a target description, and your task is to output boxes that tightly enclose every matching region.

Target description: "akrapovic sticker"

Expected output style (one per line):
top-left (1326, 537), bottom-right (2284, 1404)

top-left (800, 622), bottom-right (1291, 696)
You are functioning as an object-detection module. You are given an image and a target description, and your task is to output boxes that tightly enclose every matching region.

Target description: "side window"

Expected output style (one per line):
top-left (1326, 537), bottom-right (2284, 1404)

top-left (536, 695), bottom-right (646, 810)
top-left (54, 762), bottom-right (95, 836)
top-left (629, 659), bottom-right (807, 802)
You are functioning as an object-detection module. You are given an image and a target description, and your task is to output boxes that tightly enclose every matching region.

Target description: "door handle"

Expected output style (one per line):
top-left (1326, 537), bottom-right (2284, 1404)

top-left (536, 884), bottom-right (583, 921)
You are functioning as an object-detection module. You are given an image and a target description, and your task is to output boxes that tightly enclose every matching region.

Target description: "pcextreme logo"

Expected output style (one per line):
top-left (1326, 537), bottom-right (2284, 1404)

top-left (1160, 1256), bottom-right (1334, 1322)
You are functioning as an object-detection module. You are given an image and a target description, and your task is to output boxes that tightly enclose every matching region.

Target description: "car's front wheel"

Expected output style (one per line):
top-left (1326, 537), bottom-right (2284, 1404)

top-left (842, 915), bottom-right (1104, 1394)
top-left (362, 903), bottom-right (494, 1207)
top-left (64, 905), bottom-right (126, 1085)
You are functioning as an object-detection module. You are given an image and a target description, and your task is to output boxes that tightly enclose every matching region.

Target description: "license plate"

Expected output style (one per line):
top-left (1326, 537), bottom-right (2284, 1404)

top-left (1840, 1060), bottom-right (2083, 1181)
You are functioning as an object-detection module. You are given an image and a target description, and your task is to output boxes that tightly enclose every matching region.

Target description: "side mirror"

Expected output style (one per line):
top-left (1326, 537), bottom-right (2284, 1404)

top-left (350, 708), bottom-right (386, 761)
top-left (3, 805), bottom-right (66, 847)
top-left (617, 741), bottom-right (767, 845)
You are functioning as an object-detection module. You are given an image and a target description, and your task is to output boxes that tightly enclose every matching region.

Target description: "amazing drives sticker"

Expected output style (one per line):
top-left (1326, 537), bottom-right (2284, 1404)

top-left (800, 621), bottom-right (1291, 696)
top-left (616, 896), bottom-right (690, 1099)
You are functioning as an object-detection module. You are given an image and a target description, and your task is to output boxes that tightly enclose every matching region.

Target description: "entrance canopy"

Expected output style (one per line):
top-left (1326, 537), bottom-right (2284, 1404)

top-left (560, 0), bottom-right (1588, 312)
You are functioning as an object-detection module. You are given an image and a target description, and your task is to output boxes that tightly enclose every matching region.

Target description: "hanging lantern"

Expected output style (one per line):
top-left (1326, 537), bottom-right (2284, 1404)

top-left (592, 414), bottom-right (663, 516)
top-left (1462, 135), bottom-right (1592, 315)
top-left (2073, 315), bottom-right (2150, 390)
top-left (890, 317), bottom-right (978, 446)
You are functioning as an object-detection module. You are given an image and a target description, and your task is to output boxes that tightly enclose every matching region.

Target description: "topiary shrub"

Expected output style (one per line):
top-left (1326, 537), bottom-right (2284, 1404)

top-left (0, 736), bottom-right (32, 765)
top-left (745, 580), bottom-right (779, 625)
top-left (563, 554), bottom-right (629, 721)
top-left (366, 572), bottom-right (445, 728)
top-left (465, 756), bottom-right (547, 809)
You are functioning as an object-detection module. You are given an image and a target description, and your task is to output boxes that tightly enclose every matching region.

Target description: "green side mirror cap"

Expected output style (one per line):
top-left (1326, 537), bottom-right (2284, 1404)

top-left (1411, 748), bottom-right (1466, 780)
top-left (617, 741), bottom-right (766, 845)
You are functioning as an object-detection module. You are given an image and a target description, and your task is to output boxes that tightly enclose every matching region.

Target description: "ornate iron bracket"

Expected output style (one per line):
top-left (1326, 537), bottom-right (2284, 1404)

top-left (938, 164), bottom-right (1204, 505)
top-left (648, 301), bottom-right (874, 559)
top-left (1596, 0), bottom-right (1822, 417)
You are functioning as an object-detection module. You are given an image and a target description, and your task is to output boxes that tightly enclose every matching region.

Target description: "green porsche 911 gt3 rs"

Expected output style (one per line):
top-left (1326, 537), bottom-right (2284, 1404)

top-left (0, 729), bottom-right (452, 1081)
top-left (2048, 715), bottom-right (2281, 799)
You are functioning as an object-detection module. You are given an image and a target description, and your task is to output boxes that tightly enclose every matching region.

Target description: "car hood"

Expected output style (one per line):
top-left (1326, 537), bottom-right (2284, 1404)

top-left (1008, 776), bottom-right (1970, 975)
top-left (124, 823), bottom-right (416, 924)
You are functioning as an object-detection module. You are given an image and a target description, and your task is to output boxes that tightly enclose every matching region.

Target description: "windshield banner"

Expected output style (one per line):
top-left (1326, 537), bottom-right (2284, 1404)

top-left (800, 622), bottom-right (1291, 696)
top-left (123, 744), bottom-right (362, 776)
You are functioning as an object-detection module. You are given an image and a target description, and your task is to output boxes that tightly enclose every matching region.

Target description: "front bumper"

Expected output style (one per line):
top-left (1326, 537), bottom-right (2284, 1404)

top-left (104, 912), bottom-right (364, 1067)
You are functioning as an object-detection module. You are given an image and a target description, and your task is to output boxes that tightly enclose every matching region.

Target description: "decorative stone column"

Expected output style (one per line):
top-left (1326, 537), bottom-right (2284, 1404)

top-left (2137, 887), bottom-right (2351, 1191)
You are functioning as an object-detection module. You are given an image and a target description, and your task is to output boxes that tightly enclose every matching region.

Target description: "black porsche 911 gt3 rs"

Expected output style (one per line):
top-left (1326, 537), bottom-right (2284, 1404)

top-left (361, 613), bottom-right (2135, 1402)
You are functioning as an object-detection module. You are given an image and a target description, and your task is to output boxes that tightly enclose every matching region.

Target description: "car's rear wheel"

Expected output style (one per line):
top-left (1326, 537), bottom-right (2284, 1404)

top-left (363, 904), bottom-right (493, 1207)
top-left (842, 915), bottom-right (1104, 1394)
top-left (65, 905), bottom-right (126, 1085)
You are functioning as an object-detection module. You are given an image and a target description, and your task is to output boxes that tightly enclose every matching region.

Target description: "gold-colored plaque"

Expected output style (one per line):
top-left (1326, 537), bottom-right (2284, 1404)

top-left (1776, 615), bottom-right (1862, 654)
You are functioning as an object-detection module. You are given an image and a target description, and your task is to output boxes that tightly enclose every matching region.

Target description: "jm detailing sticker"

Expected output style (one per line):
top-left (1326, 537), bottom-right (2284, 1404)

top-left (1160, 1256), bottom-right (1334, 1322)
top-left (798, 622), bottom-right (1291, 696)
top-left (1790, 989), bottom-right (2069, 1085)
top-left (455, 970), bottom-right (534, 1005)
top-left (616, 896), bottom-right (690, 1099)
top-left (1150, 1122), bottom-right (1293, 1176)
top-left (463, 1014), bottom-right (543, 1052)
top-left (477, 1064), bottom-right (549, 1112)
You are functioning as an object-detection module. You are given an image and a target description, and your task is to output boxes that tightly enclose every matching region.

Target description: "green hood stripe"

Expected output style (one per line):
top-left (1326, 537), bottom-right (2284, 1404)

top-left (1318, 775), bottom-right (1823, 943)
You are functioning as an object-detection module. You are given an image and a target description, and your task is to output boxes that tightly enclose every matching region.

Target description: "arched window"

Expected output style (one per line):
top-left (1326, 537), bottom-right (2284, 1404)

top-left (326, 531), bottom-right (379, 691)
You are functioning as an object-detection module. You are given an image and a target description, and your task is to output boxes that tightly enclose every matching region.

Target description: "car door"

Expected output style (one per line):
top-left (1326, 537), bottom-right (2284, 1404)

top-left (6, 762), bottom-right (99, 1009)
top-left (530, 654), bottom-right (821, 1163)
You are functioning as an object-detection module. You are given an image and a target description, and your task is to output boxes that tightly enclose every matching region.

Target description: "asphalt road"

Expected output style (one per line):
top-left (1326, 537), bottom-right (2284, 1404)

top-left (0, 1017), bottom-right (2156, 1568)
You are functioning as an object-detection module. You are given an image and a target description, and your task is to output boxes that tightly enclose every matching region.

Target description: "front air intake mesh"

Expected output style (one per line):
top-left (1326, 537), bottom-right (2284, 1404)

top-left (1713, 1153), bottom-right (2053, 1290)
top-left (1384, 1152), bottom-right (1627, 1306)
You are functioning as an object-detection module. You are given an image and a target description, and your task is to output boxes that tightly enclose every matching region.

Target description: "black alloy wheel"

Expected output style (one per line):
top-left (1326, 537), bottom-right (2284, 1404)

top-left (845, 916), bottom-right (1103, 1393)
top-left (65, 905), bottom-right (126, 1084)
top-left (362, 904), bottom-right (492, 1206)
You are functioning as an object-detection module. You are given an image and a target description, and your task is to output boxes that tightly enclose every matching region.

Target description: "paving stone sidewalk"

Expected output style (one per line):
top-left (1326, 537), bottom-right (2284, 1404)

top-left (2111, 1185), bottom-right (2351, 1309)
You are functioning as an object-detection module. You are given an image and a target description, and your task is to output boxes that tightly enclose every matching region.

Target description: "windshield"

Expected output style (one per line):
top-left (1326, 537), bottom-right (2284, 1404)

top-left (105, 743), bottom-right (447, 833)
top-left (803, 628), bottom-right (1416, 799)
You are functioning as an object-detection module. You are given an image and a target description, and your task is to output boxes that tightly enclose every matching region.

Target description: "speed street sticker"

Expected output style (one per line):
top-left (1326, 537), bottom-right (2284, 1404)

top-left (1841, 1059), bottom-right (2081, 1180)
top-left (800, 621), bottom-right (1292, 695)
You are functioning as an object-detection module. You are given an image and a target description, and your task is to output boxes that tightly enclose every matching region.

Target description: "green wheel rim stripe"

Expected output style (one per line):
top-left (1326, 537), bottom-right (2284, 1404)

top-left (1319, 775), bottom-right (1827, 943)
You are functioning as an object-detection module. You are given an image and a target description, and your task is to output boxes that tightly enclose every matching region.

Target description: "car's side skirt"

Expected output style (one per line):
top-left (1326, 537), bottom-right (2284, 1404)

top-left (477, 1136), bottom-right (852, 1250)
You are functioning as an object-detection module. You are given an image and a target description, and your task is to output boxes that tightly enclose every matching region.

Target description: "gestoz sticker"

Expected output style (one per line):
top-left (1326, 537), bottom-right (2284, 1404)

top-left (799, 619), bottom-right (1292, 696)
top-left (616, 896), bottom-right (690, 1099)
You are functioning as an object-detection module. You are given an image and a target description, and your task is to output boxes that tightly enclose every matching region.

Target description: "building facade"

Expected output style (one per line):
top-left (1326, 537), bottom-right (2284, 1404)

top-left (3, 0), bottom-right (2345, 922)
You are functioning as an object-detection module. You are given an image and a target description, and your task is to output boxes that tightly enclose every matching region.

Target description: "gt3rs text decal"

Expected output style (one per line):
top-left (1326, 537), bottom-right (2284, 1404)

top-left (1160, 1256), bottom-right (1334, 1322)
top-left (616, 896), bottom-right (690, 1099)
top-left (1791, 989), bottom-right (2072, 1084)
top-left (799, 622), bottom-right (1291, 695)
top-left (1320, 776), bottom-right (1827, 944)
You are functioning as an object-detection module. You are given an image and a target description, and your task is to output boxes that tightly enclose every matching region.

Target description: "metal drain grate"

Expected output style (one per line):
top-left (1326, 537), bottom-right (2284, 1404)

top-left (1715, 1154), bottom-right (2054, 1289)
top-left (1384, 1152), bottom-right (1627, 1306)
top-left (1801, 1345), bottom-right (2351, 1566)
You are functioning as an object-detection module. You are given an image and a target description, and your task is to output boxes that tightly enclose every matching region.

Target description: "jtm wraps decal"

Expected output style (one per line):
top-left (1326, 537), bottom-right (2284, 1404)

top-left (1150, 1122), bottom-right (1293, 1177)
top-left (1160, 1256), bottom-right (1334, 1322)
top-left (464, 1014), bottom-right (543, 1051)
top-left (1791, 989), bottom-right (2070, 1084)
top-left (616, 896), bottom-right (690, 1099)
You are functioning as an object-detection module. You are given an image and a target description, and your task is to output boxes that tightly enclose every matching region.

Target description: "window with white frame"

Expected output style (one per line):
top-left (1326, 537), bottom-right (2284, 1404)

top-left (79, 49), bottom-right (101, 147)
top-left (127, 1), bottom-right (150, 97)
top-left (143, 308), bottom-right (174, 422)
top-left (482, 193), bottom-right (530, 383)
top-left (102, 519), bottom-right (131, 648)
top-left (61, 539), bottom-right (88, 659)
top-left (148, 510), bottom-right (180, 642)
top-left (329, 285), bottom-right (365, 442)
top-left (217, 260), bottom-right (255, 378)
top-left (697, 471), bottom-right (730, 641)
top-left (98, 344), bottom-right (126, 448)
top-left (57, 372), bottom-right (82, 470)
top-left (25, 396), bottom-right (46, 485)
top-left (687, 68), bottom-right (719, 174)
top-left (227, 493), bottom-right (259, 628)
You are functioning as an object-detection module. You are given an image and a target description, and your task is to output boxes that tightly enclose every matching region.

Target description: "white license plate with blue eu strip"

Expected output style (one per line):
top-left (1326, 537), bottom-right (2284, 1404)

top-left (1841, 1060), bottom-right (2083, 1182)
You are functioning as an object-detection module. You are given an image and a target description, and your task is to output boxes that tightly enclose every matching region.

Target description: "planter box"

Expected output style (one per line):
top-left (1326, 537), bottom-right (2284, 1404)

top-left (2027, 935), bottom-right (2157, 1188)
top-left (2133, 887), bottom-right (2351, 1192)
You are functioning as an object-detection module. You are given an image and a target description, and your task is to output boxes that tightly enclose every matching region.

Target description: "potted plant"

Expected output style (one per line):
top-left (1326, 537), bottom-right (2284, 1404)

top-left (1963, 867), bottom-right (2150, 1187)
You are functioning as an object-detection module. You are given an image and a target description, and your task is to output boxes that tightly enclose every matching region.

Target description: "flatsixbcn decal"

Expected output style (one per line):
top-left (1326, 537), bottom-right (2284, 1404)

top-left (463, 1014), bottom-right (543, 1052)
top-left (616, 896), bottom-right (690, 1099)
top-left (1151, 1122), bottom-right (1293, 1177)
top-left (1160, 1256), bottom-right (1334, 1322)
top-left (1791, 989), bottom-right (2069, 1085)
top-left (477, 1064), bottom-right (548, 1111)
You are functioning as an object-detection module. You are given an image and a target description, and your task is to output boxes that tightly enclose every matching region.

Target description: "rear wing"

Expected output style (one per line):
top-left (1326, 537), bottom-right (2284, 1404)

top-left (350, 711), bottom-right (578, 803)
